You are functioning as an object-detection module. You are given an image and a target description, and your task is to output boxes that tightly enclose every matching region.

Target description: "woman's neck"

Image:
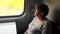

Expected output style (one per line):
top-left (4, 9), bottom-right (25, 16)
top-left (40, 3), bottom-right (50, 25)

top-left (37, 16), bottom-right (46, 21)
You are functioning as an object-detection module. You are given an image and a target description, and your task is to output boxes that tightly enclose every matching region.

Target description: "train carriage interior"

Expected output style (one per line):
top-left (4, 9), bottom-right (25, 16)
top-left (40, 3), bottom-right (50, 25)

top-left (0, 0), bottom-right (60, 34)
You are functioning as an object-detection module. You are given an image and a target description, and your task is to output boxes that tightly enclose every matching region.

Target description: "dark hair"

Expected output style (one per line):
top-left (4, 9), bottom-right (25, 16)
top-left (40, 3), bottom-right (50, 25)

top-left (35, 4), bottom-right (49, 17)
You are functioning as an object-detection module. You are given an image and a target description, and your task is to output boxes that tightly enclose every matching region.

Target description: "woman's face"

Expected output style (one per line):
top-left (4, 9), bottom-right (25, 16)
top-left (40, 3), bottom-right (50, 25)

top-left (34, 6), bottom-right (44, 17)
top-left (34, 7), bottom-right (38, 16)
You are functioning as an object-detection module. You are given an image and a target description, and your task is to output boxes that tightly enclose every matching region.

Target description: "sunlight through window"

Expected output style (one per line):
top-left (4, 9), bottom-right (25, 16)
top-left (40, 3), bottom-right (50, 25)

top-left (0, 0), bottom-right (24, 16)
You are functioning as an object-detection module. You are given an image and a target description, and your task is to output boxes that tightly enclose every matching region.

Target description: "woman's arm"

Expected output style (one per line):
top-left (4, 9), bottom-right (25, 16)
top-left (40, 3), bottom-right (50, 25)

top-left (31, 29), bottom-right (41, 34)
top-left (24, 27), bottom-right (42, 34)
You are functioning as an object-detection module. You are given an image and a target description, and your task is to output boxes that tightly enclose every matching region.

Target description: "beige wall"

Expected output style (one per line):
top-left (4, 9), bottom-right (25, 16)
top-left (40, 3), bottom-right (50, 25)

top-left (43, 0), bottom-right (60, 22)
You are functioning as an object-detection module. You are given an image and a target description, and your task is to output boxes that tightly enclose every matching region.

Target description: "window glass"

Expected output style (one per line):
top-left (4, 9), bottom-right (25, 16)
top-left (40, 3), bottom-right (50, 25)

top-left (0, 0), bottom-right (24, 16)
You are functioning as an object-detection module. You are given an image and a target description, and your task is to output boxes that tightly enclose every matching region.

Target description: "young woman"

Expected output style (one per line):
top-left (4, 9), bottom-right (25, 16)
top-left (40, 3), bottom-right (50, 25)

top-left (24, 4), bottom-right (52, 34)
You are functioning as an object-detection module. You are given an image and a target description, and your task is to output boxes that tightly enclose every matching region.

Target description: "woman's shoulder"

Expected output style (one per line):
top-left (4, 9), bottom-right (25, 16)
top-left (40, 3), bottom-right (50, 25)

top-left (46, 19), bottom-right (54, 25)
top-left (43, 18), bottom-right (54, 27)
top-left (45, 18), bottom-right (54, 28)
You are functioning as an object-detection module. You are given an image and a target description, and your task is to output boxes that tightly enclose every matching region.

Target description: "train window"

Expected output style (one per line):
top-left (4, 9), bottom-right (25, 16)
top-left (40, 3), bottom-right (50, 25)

top-left (0, 0), bottom-right (24, 16)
